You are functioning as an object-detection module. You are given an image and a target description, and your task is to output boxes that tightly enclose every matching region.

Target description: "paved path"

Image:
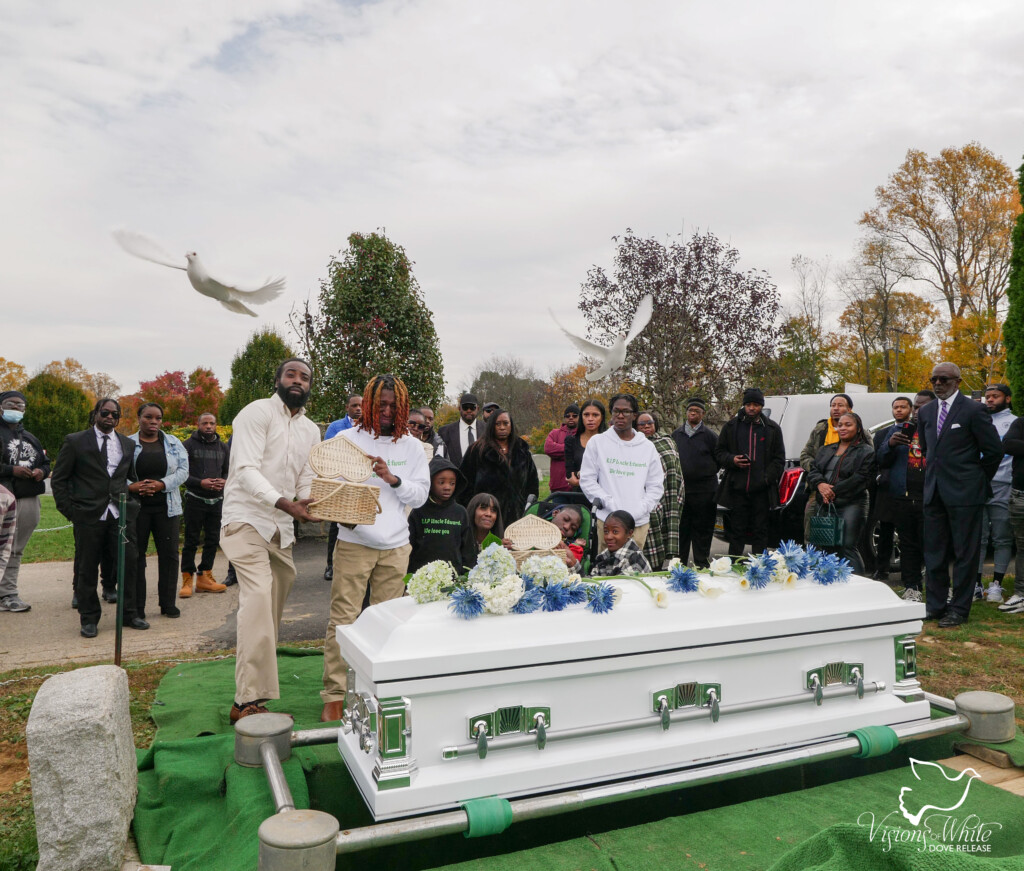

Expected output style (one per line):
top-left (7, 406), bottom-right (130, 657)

top-left (0, 537), bottom-right (335, 672)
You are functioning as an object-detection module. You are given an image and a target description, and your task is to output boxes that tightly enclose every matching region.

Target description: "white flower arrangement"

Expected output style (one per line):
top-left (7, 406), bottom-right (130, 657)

top-left (519, 554), bottom-right (570, 586)
top-left (468, 542), bottom-right (518, 587)
top-left (407, 560), bottom-right (457, 604)
top-left (473, 574), bottom-right (526, 615)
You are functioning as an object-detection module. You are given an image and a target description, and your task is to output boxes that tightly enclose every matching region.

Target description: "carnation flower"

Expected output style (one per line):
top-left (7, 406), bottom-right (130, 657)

top-left (449, 586), bottom-right (485, 619)
top-left (708, 556), bottom-right (733, 576)
top-left (667, 564), bottom-right (699, 593)
top-left (407, 560), bottom-right (456, 604)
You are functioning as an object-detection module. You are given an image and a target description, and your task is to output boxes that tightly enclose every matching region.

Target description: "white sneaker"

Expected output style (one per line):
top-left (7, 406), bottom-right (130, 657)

top-left (1003, 599), bottom-right (1024, 614)
top-left (902, 588), bottom-right (923, 603)
top-left (973, 583), bottom-right (984, 601)
top-left (986, 583), bottom-right (1004, 604)
top-left (0, 595), bottom-right (30, 612)
top-left (998, 593), bottom-right (1024, 612)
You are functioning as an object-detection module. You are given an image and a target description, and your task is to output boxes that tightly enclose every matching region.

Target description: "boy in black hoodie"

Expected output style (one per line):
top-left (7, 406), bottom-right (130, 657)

top-left (408, 456), bottom-right (476, 574)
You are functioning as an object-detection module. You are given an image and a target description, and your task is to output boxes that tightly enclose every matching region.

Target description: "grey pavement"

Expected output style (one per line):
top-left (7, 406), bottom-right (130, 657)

top-left (0, 537), bottom-right (335, 672)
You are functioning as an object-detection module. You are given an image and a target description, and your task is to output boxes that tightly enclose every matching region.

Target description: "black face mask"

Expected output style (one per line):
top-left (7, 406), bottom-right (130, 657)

top-left (276, 383), bottom-right (310, 410)
top-left (200, 430), bottom-right (218, 442)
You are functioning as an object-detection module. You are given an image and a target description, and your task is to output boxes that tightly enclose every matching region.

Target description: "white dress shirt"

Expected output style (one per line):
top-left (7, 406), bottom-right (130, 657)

top-left (460, 419), bottom-right (477, 456)
top-left (94, 425), bottom-right (123, 519)
top-left (221, 397), bottom-right (321, 547)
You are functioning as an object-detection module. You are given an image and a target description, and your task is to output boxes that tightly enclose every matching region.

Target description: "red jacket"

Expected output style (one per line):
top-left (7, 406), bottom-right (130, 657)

top-left (544, 424), bottom-right (574, 492)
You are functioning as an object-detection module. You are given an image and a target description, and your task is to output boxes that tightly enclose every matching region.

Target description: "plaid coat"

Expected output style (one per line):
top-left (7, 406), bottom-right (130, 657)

top-left (643, 433), bottom-right (683, 570)
top-left (591, 538), bottom-right (652, 577)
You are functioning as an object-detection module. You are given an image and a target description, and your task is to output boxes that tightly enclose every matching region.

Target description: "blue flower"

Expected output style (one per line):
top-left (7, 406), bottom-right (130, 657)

top-left (565, 580), bottom-right (589, 605)
top-left (776, 540), bottom-right (808, 577)
top-left (812, 553), bottom-right (853, 586)
top-left (448, 587), bottom-right (485, 619)
top-left (744, 551), bottom-right (777, 589)
top-left (667, 564), bottom-right (699, 593)
top-left (542, 582), bottom-right (571, 612)
top-left (511, 586), bottom-right (544, 614)
top-left (586, 583), bottom-right (616, 614)
top-left (803, 544), bottom-right (824, 578)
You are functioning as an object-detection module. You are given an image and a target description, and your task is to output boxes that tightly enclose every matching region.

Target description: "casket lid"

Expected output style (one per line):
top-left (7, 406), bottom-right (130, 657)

top-left (339, 575), bottom-right (922, 683)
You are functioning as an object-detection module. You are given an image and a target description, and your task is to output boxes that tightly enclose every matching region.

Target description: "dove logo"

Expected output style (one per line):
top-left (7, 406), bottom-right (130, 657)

top-left (898, 758), bottom-right (979, 826)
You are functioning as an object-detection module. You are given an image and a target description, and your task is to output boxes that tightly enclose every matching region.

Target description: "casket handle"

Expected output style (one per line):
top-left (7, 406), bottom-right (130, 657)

top-left (657, 696), bottom-right (671, 731)
top-left (474, 721), bottom-right (489, 759)
top-left (850, 667), bottom-right (864, 700)
top-left (706, 688), bottom-right (720, 723)
top-left (533, 712), bottom-right (548, 750)
top-left (809, 673), bottom-right (823, 706)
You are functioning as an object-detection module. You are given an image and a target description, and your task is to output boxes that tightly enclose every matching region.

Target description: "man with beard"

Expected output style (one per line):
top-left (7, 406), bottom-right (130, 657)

top-left (221, 358), bottom-right (322, 722)
top-left (179, 413), bottom-right (230, 599)
top-left (438, 393), bottom-right (482, 466)
top-left (320, 374), bottom-right (430, 722)
top-left (917, 362), bottom-right (1002, 628)
top-left (976, 384), bottom-right (1016, 603)
top-left (418, 406), bottom-right (446, 458)
top-left (544, 404), bottom-right (580, 493)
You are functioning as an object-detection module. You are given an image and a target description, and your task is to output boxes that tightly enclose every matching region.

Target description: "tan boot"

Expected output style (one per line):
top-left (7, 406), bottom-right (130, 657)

top-left (179, 572), bottom-right (194, 598)
top-left (195, 571), bottom-right (227, 593)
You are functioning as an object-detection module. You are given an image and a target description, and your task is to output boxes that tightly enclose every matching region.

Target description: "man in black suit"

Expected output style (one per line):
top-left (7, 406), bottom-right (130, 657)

top-left (51, 398), bottom-right (147, 638)
top-left (917, 362), bottom-right (1003, 628)
top-left (438, 392), bottom-right (483, 466)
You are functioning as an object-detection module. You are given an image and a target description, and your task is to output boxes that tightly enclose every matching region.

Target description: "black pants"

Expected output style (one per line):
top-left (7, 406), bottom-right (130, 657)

top-left (73, 516), bottom-right (138, 625)
top-left (818, 499), bottom-right (867, 575)
top-left (73, 530), bottom-right (114, 595)
top-left (874, 522), bottom-right (895, 573)
top-left (727, 491), bottom-right (770, 557)
top-left (327, 521), bottom-right (339, 567)
top-left (135, 507), bottom-right (181, 617)
top-left (895, 500), bottom-right (924, 589)
top-left (680, 491), bottom-right (717, 567)
top-left (181, 496), bottom-right (222, 573)
top-left (924, 497), bottom-right (983, 619)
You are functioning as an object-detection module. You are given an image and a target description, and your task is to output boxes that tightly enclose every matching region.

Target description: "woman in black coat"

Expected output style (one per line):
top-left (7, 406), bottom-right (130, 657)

top-left (460, 409), bottom-right (539, 527)
top-left (806, 412), bottom-right (875, 573)
top-left (563, 398), bottom-right (607, 491)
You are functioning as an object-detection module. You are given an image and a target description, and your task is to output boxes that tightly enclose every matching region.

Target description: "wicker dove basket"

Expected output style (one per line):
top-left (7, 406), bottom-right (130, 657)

top-left (308, 477), bottom-right (382, 526)
top-left (309, 436), bottom-right (373, 482)
top-left (504, 514), bottom-right (563, 567)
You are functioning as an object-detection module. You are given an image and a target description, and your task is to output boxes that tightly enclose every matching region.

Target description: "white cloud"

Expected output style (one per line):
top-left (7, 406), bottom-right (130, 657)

top-left (2, 0), bottom-right (1023, 405)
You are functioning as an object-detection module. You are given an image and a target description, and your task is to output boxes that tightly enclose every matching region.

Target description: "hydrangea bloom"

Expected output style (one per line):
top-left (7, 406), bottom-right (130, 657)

top-left (585, 583), bottom-right (617, 614)
top-left (475, 574), bottom-right (525, 615)
top-left (407, 560), bottom-right (456, 604)
top-left (468, 543), bottom-right (517, 587)
top-left (449, 586), bottom-right (485, 619)
top-left (520, 555), bottom-right (570, 587)
top-left (667, 564), bottom-right (699, 593)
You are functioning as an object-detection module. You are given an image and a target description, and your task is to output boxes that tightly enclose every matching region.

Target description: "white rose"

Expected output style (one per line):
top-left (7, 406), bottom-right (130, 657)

top-left (709, 556), bottom-right (732, 576)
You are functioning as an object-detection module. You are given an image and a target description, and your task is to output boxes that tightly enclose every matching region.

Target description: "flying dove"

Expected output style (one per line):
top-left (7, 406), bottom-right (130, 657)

top-left (112, 229), bottom-right (285, 317)
top-left (549, 294), bottom-right (654, 382)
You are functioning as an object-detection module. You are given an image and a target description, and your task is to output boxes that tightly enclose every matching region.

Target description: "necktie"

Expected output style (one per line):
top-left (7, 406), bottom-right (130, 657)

top-left (937, 400), bottom-right (948, 433)
top-left (467, 424), bottom-right (475, 445)
top-left (100, 435), bottom-right (110, 473)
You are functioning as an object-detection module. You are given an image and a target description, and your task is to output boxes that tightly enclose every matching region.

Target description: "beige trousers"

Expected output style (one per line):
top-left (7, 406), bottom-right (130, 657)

top-left (220, 522), bottom-right (295, 705)
top-left (596, 519), bottom-right (650, 553)
top-left (322, 539), bottom-right (411, 702)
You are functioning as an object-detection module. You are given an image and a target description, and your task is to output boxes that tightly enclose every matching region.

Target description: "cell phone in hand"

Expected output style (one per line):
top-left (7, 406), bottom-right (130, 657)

top-left (898, 421), bottom-right (917, 439)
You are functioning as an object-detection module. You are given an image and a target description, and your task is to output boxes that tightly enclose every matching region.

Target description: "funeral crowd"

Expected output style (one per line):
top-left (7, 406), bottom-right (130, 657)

top-left (0, 355), bottom-right (1017, 721)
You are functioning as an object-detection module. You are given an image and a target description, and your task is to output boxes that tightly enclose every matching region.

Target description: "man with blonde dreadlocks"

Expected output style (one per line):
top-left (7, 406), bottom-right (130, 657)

top-left (320, 373), bottom-right (430, 722)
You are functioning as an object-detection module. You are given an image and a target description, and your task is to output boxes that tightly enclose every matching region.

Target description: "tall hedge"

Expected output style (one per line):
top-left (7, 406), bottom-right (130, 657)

top-left (21, 372), bottom-right (91, 456)
top-left (219, 329), bottom-right (294, 425)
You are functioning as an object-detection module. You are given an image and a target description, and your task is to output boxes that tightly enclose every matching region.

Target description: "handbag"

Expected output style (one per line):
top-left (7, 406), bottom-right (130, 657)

top-left (808, 501), bottom-right (844, 547)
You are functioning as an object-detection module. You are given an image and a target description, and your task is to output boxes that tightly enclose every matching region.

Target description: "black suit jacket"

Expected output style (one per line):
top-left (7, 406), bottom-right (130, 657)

top-left (51, 429), bottom-right (138, 523)
top-left (916, 392), bottom-right (1002, 506)
top-left (437, 419), bottom-right (483, 466)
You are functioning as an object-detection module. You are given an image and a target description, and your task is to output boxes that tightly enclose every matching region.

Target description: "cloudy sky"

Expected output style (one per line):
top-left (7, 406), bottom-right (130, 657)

top-left (3, 1), bottom-right (1023, 402)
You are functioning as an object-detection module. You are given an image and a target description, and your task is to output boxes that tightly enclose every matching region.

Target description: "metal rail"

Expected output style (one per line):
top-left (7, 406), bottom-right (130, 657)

top-left (335, 710), bottom-right (968, 854)
top-left (261, 742), bottom-right (296, 813)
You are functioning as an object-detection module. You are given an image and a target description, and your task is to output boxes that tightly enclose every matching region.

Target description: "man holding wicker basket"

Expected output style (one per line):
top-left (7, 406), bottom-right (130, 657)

top-left (320, 373), bottom-right (430, 723)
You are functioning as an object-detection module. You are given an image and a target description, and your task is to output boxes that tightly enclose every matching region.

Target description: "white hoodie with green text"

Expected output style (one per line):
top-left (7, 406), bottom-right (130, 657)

top-left (579, 428), bottom-right (664, 526)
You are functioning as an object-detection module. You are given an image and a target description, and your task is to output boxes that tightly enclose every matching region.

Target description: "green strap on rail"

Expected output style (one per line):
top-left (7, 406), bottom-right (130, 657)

top-left (461, 796), bottom-right (514, 838)
top-left (849, 725), bottom-right (899, 758)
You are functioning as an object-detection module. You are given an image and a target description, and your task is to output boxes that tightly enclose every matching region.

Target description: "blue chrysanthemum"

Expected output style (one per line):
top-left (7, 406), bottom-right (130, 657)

top-left (511, 586), bottom-right (544, 614)
top-left (812, 552), bottom-right (853, 585)
top-left (586, 583), bottom-right (616, 614)
top-left (565, 581), bottom-right (588, 605)
top-left (776, 540), bottom-right (808, 577)
top-left (667, 564), bottom-right (699, 593)
top-left (744, 551), bottom-right (777, 589)
top-left (448, 587), bottom-right (485, 619)
top-left (802, 544), bottom-right (823, 578)
top-left (542, 581), bottom-right (571, 612)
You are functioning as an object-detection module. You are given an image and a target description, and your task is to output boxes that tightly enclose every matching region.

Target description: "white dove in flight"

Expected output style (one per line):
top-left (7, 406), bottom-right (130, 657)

top-left (112, 229), bottom-right (285, 317)
top-left (549, 294), bottom-right (654, 382)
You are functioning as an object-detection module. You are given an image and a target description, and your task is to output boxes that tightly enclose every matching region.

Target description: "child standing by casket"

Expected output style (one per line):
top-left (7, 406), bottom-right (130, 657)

top-left (408, 457), bottom-right (477, 574)
top-left (591, 510), bottom-right (652, 576)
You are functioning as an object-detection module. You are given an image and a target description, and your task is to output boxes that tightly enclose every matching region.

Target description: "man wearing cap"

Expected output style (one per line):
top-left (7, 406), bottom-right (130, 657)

top-left (715, 388), bottom-right (785, 557)
top-left (481, 402), bottom-right (500, 423)
top-left (0, 391), bottom-right (50, 613)
top-left (438, 393), bottom-right (482, 466)
top-left (544, 404), bottom-right (580, 493)
top-left (671, 397), bottom-right (719, 567)
top-left (976, 383), bottom-right (1016, 603)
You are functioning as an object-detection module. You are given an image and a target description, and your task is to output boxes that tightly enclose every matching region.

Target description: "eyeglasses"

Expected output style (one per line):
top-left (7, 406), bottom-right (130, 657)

top-left (929, 375), bottom-right (956, 384)
top-left (408, 421), bottom-right (426, 430)
top-left (97, 409), bottom-right (120, 419)
top-left (610, 408), bottom-right (633, 417)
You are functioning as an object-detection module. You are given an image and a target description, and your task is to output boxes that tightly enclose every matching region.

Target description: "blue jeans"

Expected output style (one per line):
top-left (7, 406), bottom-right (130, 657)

top-left (979, 482), bottom-right (1012, 573)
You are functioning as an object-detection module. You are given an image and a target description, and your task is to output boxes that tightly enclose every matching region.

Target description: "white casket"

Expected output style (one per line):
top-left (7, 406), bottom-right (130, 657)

top-left (337, 575), bottom-right (928, 820)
